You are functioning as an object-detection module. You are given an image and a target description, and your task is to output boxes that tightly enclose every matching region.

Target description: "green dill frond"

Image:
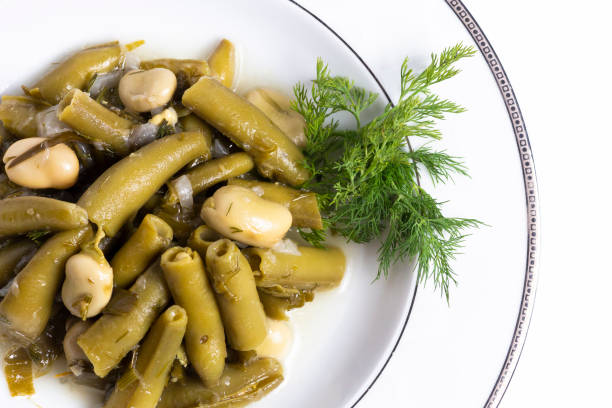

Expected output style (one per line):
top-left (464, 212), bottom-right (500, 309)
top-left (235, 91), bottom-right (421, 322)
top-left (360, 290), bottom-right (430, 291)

top-left (401, 42), bottom-right (476, 99)
top-left (292, 43), bottom-right (481, 300)
top-left (298, 227), bottom-right (327, 248)
top-left (311, 59), bottom-right (378, 127)
top-left (26, 230), bottom-right (51, 244)
top-left (156, 119), bottom-right (175, 138)
top-left (406, 145), bottom-right (469, 185)
top-left (378, 188), bottom-right (483, 301)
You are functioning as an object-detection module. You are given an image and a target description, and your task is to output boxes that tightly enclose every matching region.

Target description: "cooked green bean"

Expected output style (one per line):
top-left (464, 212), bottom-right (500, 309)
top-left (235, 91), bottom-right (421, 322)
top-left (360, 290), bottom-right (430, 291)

top-left (244, 246), bottom-right (345, 290)
top-left (3, 347), bottom-right (35, 396)
top-left (0, 196), bottom-right (89, 238)
top-left (141, 59), bottom-right (210, 85)
top-left (152, 210), bottom-right (201, 244)
top-left (58, 89), bottom-right (133, 155)
top-left (178, 114), bottom-right (213, 161)
top-left (0, 226), bottom-right (92, 341)
top-left (208, 39), bottom-right (236, 88)
top-left (187, 225), bottom-right (220, 258)
top-left (158, 357), bottom-right (283, 408)
top-left (169, 345), bottom-right (188, 384)
top-left (205, 239), bottom-right (266, 351)
top-left (167, 153), bottom-right (254, 206)
top-left (34, 42), bottom-right (122, 104)
top-left (228, 178), bottom-right (323, 229)
top-left (77, 262), bottom-right (170, 377)
top-left (111, 214), bottom-right (173, 288)
top-left (158, 153), bottom-right (254, 228)
top-left (161, 247), bottom-right (226, 386)
top-left (182, 77), bottom-right (310, 187)
top-left (77, 131), bottom-right (208, 237)
top-left (104, 305), bottom-right (187, 408)
top-left (258, 286), bottom-right (314, 321)
top-left (0, 96), bottom-right (49, 138)
top-left (0, 239), bottom-right (37, 288)
top-left (27, 307), bottom-right (66, 376)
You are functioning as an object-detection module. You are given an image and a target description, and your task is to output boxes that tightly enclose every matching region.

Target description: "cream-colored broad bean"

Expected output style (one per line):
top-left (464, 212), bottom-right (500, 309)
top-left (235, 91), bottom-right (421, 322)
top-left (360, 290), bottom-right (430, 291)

top-left (200, 185), bottom-right (292, 248)
top-left (61, 253), bottom-right (113, 319)
top-left (118, 68), bottom-right (177, 112)
top-left (3, 137), bottom-right (79, 189)
top-left (150, 106), bottom-right (178, 126)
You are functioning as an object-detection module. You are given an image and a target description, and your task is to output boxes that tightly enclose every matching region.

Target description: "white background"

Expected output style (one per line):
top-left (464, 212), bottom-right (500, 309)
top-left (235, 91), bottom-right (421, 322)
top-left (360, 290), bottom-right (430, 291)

top-left (299, 0), bottom-right (612, 407)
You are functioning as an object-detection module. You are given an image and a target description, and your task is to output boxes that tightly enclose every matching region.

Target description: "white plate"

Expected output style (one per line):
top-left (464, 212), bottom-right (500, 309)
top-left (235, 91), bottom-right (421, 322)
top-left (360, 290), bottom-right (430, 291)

top-left (0, 1), bottom-right (537, 407)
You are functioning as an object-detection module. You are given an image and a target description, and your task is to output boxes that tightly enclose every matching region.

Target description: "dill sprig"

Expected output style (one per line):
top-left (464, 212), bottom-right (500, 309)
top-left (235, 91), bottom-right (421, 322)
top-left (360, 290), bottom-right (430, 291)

top-left (156, 119), bottom-right (175, 138)
top-left (292, 43), bottom-right (482, 300)
top-left (26, 230), bottom-right (51, 244)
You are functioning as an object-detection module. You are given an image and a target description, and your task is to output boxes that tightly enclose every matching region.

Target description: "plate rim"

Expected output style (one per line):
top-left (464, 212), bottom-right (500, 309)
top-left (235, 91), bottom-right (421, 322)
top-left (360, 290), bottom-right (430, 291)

top-left (444, 1), bottom-right (540, 406)
top-left (289, 1), bottom-right (540, 407)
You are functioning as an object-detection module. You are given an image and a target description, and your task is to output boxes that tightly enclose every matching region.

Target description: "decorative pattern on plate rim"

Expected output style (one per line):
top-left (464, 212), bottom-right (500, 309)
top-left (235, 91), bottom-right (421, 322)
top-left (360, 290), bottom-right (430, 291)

top-left (291, 1), bottom-right (539, 407)
top-left (446, 1), bottom-right (540, 407)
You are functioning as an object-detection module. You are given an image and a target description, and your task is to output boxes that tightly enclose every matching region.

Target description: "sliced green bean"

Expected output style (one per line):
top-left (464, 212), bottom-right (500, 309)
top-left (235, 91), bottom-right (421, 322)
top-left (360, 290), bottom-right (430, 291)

top-left (0, 196), bottom-right (89, 238)
top-left (111, 214), bottom-right (173, 288)
top-left (228, 178), bottom-right (323, 229)
top-left (187, 225), bottom-right (220, 259)
top-left (27, 306), bottom-right (66, 376)
top-left (205, 239), bottom-right (266, 351)
top-left (58, 89), bottom-right (133, 155)
top-left (0, 226), bottom-right (92, 341)
top-left (77, 131), bottom-right (208, 237)
top-left (158, 357), bottom-right (283, 408)
top-left (34, 42), bottom-right (122, 104)
top-left (161, 247), bottom-right (226, 386)
top-left (244, 246), bottom-right (345, 290)
top-left (77, 262), bottom-right (170, 377)
top-left (152, 210), bottom-right (202, 244)
top-left (208, 39), bottom-right (236, 88)
top-left (141, 59), bottom-right (210, 85)
top-left (0, 239), bottom-right (37, 288)
top-left (3, 347), bottom-right (35, 396)
top-left (158, 153), bottom-right (254, 226)
top-left (0, 96), bottom-right (50, 138)
top-left (165, 153), bottom-right (254, 208)
top-left (182, 77), bottom-right (310, 186)
top-left (104, 305), bottom-right (187, 408)
top-left (178, 114), bottom-right (213, 161)
top-left (258, 286), bottom-right (314, 321)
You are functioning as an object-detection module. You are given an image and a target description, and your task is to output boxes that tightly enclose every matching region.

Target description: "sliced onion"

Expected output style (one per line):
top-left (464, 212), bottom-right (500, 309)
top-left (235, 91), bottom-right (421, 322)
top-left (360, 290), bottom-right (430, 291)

top-left (1, 280), bottom-right (18, 298)
top-left (212, 138), bottom-right (231, 158)
top-left (129, 122), bottom-right (158, 149)
top-left (69, 362), bottom-right (85, 377)
top-left (89, 70), bottom-right (123, 98)
top-left (271, 239), bottom-right (301, 256)
top-left (36, 105), bottom-right (72, 138)
top-left (123, 52), bottom-right (141, 73)
top-left (172, 175), bottom-right (193, 213)
top-left (0, 280), bottom-right (12, 297)
top-left (150, 106), bottom-right (164, 116)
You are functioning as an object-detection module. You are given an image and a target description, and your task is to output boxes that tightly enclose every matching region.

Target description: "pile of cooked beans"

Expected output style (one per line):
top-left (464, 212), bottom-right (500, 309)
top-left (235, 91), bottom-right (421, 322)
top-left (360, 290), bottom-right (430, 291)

top-left (0, 39), bottom-right (345, 407)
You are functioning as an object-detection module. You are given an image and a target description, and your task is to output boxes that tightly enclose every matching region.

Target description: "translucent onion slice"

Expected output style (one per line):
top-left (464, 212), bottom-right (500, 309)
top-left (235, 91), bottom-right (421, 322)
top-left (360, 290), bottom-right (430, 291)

top-left (36, 105), bottom-right (72, 138)
top-left (172, 175), bottom-right (193, 213)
